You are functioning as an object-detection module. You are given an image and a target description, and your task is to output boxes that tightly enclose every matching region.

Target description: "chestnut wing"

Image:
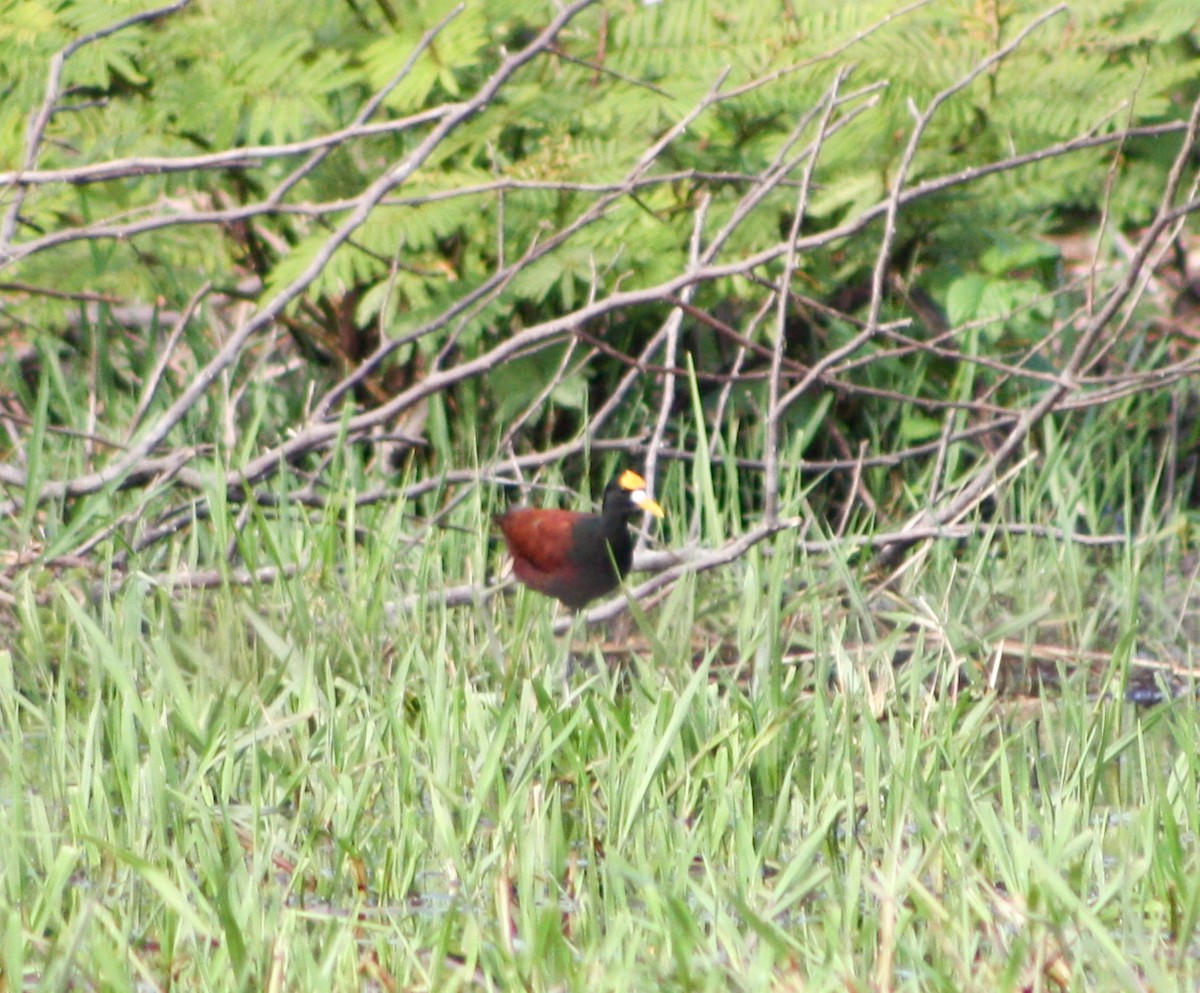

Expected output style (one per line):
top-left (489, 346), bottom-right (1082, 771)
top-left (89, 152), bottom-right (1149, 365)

top-left (497, 509), bottom-right (585, 574)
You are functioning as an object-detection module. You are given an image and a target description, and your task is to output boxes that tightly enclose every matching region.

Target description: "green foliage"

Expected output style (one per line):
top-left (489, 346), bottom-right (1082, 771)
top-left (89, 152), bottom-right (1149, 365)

top-left (1, 7), bottom-right (1199, 986)
top-left (3, 0), bottom-right (1193, 326)
top-left (0, 0), bottom-right (1196, 513)
top-left (3, 425), bottom-right (1200, 989)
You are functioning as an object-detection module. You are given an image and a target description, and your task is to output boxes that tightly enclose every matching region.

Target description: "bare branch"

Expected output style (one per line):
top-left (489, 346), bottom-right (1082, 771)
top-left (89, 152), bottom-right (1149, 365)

top-left (877, 97), bottom-right (1200, 566)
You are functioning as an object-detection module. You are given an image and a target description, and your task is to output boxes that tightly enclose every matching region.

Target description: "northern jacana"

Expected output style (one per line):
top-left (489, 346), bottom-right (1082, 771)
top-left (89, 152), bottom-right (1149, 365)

top-left (496, 469), bottom-right (665, 609)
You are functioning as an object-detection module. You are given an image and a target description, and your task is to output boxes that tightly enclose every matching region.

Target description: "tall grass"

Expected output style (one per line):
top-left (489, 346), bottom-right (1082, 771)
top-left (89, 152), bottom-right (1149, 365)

top-left (2, 339), bottom-right (1198, 991)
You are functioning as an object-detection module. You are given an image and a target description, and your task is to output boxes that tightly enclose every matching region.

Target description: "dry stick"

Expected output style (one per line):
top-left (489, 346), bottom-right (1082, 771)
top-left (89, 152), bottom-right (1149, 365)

top-left (0, 412), bottom-right (127, 453)
top-left (784, 268), bottom-right (1094, 389)
top-left (642, 193), bottom-right (707, 534)
top-left (1113, 228), bottom-right (1181, 318)
top-left (428, 163), bottom-right (595, 379)
top-left (0, 109), bottom-right (455, 191)
top-left (552, 517), bottom-right (798, 633)
top-left (113, 492), bottom-right (211, 567)
top-left (0, 281), bottom-right (122, 303)
top-left (1166, 391), bottom-right (1183, 509)
top-left (276, 7), bottom-right (469, 212)
top-left (865, 293), bottom-right (1088, 389)
top-left (0, 104), bottom-right (457, 267)
top-left (401, 68), bottom-right (751, 511)
top-left (2, 83), bottom-right (492, 202)
top-left (378, 169), bottom-right (818, 203)
top-left (465, 68), bottom-right (747, 520)
top-left (167, 514), bottom-right (1136, 616)
top-left (878, 102), bottom-right (1200, 567)
top-left (573, 329), bottom-right (674, 462)
top-left (0, 0), bottom-right (194, 254)
top-left (84, 323), bottom-right (101, 465)
top-left (876, 453), bottom-right (1039, 596)
top-left (10, 101), bottom-right (1190, 542)
top-left (644, 72), bottom-right (881, 514)
top-left (83, 410), bottom-right (1030, 564)
top-left (0, 0), bottom-right (599, 518)
top-left (553, 466), bottom-right (1133, 634)
top-left (702, 294), bottom-right (775, 540)
top-left (777, 5), bottom-right (1070, 425)
top-left (1076, 87), bottom-right (1173, 378)
top-left (764, 68), bottom-right (848, 525)
top-left (871, 5), bottom-right (1069, 336)
top-left (136, 564), bottom-right (299, 593)
top-left (126, 281), bottom-right (212, 442)
top-left (835, 443), bottom-right (868, 538)
top-left (1082, 70), bottom-right (1154, 324)
top-left (59, 449), bottom-right (200, 562)
top-left (673, 297), bottom-right (807, 377)
top-left (0, 450), bottom-right (211, 496)
top-left (6, 120), bottom-right (1187, 269)
top-left (574, 325), bottom-right (781, 385)
top-left (223, 497), bottom-right (256, 568)
top-left (1062, 361), bottom-right (1200, 410)
top-left (927, 413), bottom-right (954, 508)
top-left (491, 81), bottom-right (882, 527)
top-left (493, 339), bottom-right (586, 457)
top-left (547, 42), bottom-right (672, 99)
top-left (319, 64), bottom-right (738, 420)
top-left (1085, 179), bottom-right (1200, 376)
top-left (427, 245), bottom-right (528, 375)
top-left (585, 292), bottom-right (936, 391)
top-left (706, 81), bottom-right (886, 257)
top-left (488, 141), bottom-right (507, 271)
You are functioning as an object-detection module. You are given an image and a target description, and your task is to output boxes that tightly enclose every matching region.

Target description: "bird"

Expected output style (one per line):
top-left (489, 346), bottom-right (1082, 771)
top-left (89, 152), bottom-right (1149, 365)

top-left (495, 469), bottom-right (665, 609)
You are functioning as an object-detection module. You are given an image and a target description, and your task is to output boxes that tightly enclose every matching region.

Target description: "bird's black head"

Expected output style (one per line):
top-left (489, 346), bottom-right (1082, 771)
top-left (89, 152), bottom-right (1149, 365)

top-left (602, 469), bottom-right (665, 520)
